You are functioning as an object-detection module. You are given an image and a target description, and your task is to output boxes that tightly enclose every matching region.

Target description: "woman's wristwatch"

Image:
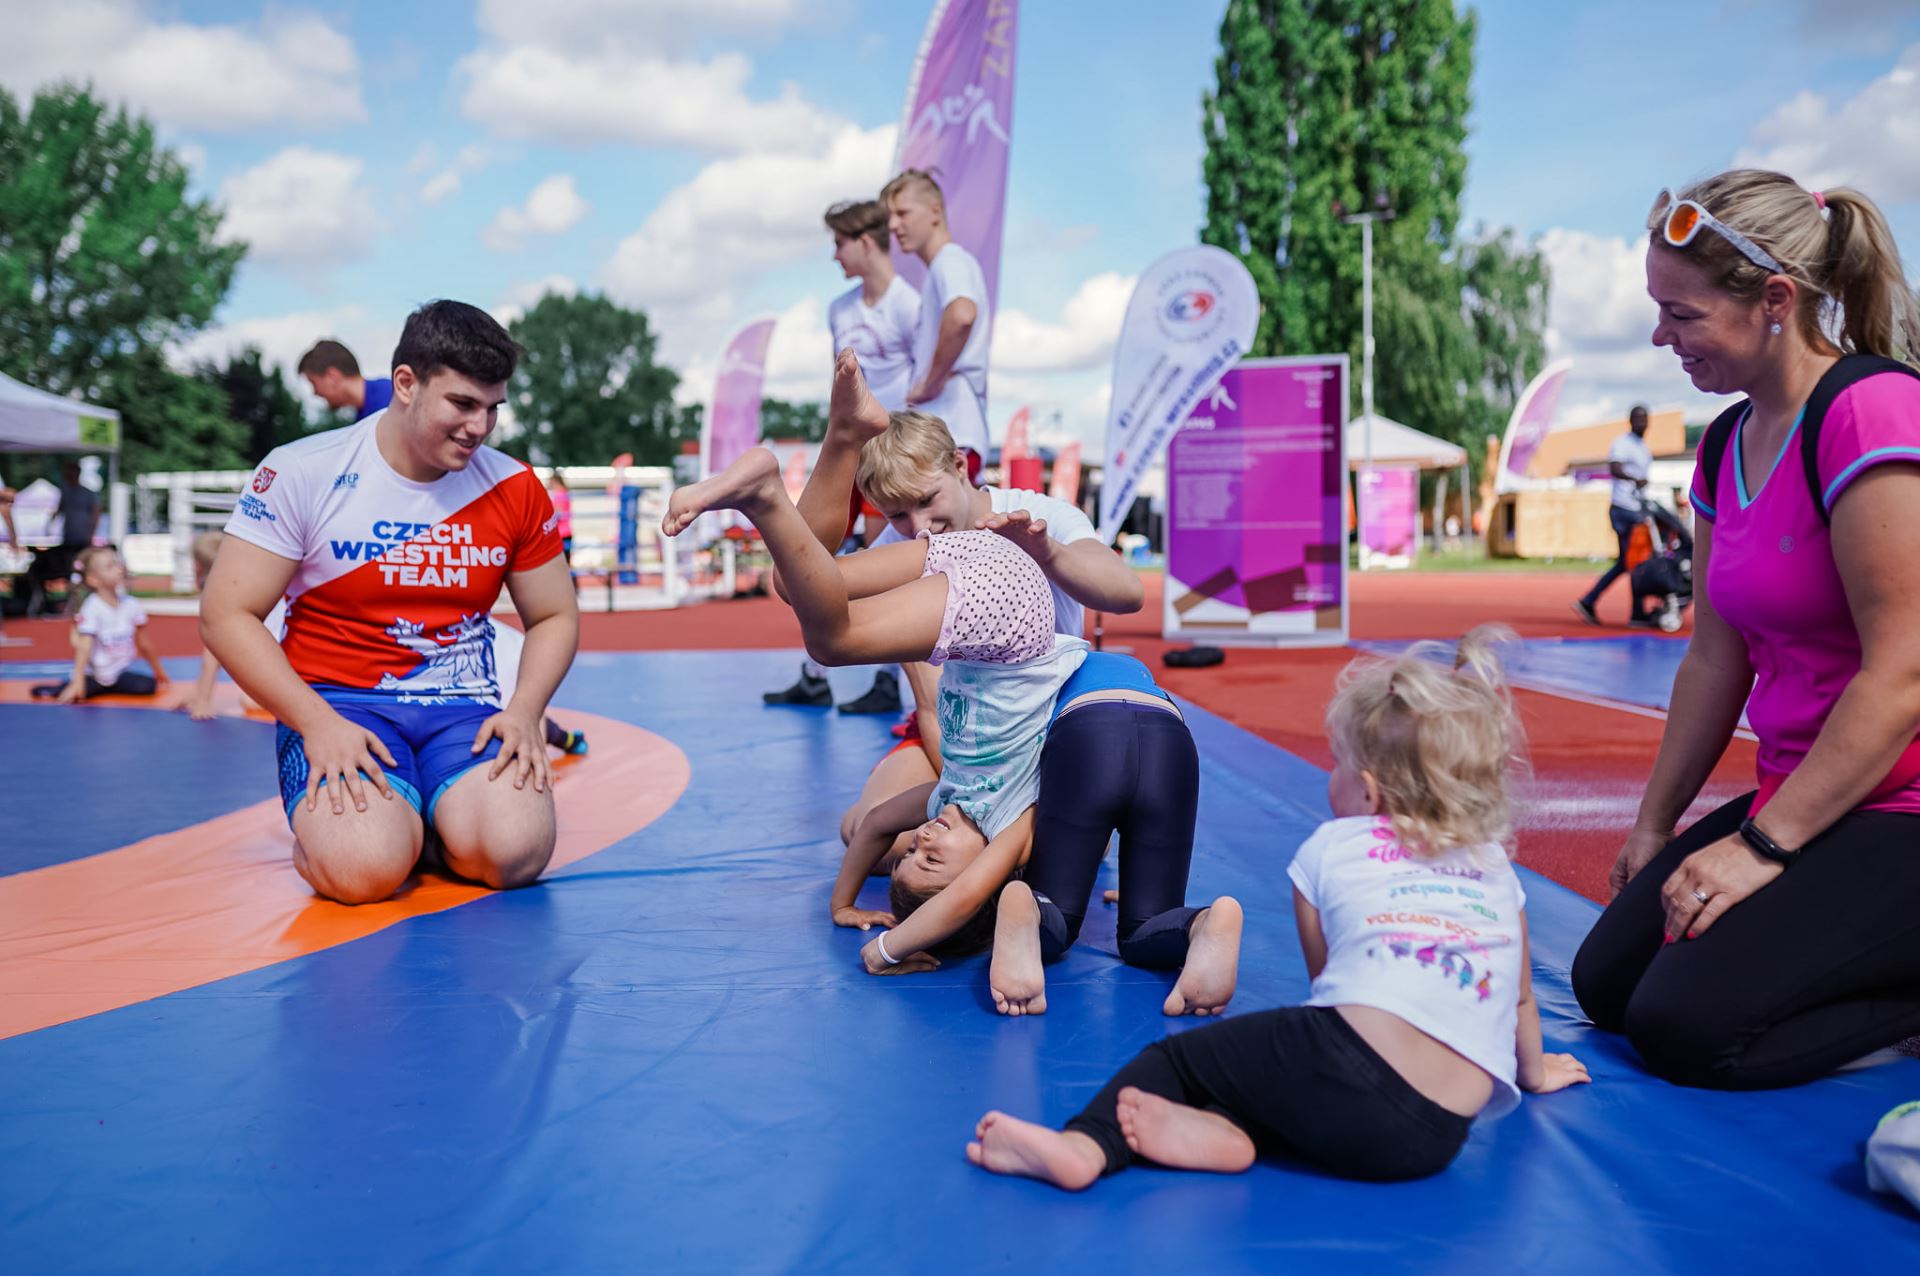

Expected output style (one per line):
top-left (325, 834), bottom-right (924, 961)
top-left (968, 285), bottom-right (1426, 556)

top-left (1739, 817), bottom-right (1801, 867)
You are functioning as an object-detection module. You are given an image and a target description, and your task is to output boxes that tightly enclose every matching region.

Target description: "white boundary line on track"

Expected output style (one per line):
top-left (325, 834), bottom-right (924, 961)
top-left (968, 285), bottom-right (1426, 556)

top-left (1504, 673), bottom-right (1759, 742)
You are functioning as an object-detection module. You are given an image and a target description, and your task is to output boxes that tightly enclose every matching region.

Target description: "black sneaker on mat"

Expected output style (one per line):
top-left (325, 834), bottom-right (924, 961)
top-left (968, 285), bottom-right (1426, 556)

top-left (763, 665), bottom-right (833, 707)
top-left (837, 672), bottom-right (902, 715)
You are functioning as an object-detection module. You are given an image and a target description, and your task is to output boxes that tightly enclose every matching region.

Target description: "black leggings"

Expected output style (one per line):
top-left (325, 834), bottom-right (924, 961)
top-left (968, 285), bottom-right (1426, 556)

top-left (1572, 793), bottom-right (1920, 1089)
top-left (1025, 701), bottom-right (1201, 970)
top-left (33, 672), bottom-right (157, 700)
top-left (1065, 1005), bottom-right (1471, 1181)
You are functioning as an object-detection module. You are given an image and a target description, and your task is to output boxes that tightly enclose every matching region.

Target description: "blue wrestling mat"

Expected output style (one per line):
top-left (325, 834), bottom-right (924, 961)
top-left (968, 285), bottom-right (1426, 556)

top-left (2, 650), bottom-right (1914, 1270)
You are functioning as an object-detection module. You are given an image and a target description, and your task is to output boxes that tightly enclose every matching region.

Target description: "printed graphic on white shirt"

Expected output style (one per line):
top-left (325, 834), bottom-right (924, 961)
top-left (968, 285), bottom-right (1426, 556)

top-left (221, 414), bottom-right (561, 701)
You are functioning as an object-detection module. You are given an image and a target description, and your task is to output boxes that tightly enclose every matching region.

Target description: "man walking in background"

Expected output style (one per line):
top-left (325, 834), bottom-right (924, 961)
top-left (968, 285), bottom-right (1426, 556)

top-left (1573, 404), bottom-right (1653, 626)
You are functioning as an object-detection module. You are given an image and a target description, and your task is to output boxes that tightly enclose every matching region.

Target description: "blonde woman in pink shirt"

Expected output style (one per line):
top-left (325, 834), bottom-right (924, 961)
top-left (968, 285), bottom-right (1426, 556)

top-left (1572, 169), bottom-right (1920, 1089)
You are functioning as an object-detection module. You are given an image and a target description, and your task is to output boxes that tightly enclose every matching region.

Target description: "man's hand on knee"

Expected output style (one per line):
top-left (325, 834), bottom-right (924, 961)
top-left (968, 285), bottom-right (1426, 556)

top-left (474, 709), bottom-right (551, 793)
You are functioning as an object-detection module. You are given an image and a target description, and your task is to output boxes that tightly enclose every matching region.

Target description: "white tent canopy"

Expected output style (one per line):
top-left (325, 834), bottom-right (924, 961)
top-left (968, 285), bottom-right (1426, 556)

top-left (1347, 412), bottom-right (1465, 470)
top-left (0, 370), bottom-right (120, 453)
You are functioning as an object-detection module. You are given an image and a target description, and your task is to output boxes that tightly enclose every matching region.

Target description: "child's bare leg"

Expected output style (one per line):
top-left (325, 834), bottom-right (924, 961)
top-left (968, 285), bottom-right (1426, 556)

top-left (792, 349), bottom-right (893, 551)
top-left (990, 880), bottom-right (1048, 1016)
top-left (664, 449), bottom-right (938, 665)
top-left (1114, 1086), bottom-right (1256, 1173)
top-left (965, 1112), bottom-right (1104, 1191)
top-left (1163, 896), bottom-right (1243, 1017)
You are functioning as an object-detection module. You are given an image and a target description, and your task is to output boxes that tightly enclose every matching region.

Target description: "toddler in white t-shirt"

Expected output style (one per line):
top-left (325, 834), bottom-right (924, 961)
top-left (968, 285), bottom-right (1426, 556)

top-left (33, 548), bottom-right (167, 703)
top-left (966, 627), bottom-right (1592, 1190)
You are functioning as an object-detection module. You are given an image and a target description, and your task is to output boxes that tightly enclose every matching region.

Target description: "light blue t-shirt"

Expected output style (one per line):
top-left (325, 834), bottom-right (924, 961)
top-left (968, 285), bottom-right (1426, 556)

top-left (930, 634), bottom-right (1089, 839)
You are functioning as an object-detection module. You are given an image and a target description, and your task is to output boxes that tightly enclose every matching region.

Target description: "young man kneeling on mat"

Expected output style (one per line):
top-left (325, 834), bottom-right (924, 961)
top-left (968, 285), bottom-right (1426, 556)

top-left (202, 301), bottom-right (579, 905)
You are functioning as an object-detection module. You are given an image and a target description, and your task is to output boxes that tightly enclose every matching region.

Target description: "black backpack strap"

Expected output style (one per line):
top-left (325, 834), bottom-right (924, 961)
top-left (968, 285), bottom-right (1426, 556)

top-left (1695, 400), bottom-right (1748, 520)
top-left (1798, 353), bottom-right (1920, 524)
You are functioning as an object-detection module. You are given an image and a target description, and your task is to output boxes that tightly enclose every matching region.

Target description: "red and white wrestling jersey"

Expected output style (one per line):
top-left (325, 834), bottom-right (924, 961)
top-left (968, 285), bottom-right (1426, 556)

top-left (222, 413), bottom-right (561, 701)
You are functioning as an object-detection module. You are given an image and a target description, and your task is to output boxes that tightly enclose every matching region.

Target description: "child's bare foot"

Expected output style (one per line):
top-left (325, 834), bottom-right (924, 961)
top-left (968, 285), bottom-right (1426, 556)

top-left (829, 348), bottom-right (891, 441)
top-left (1115, 1087), bottom-right (1255, 1173)
top-left (990, 880), bottom-right (1047, 1016)
top-left (661, 448), bottom-right (782, 537)
top-left (1163, 895), bottom-right (1242, 1016)
top-left (965, 1111), bottom-right (1104, 1190)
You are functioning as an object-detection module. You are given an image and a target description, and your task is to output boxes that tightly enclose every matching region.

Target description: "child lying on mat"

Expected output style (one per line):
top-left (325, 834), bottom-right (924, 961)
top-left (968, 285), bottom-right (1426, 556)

top-left (966, 627), bottom-right (1592, 1189)
top-left (31, 548), bottom-right (169, 704)
top-left (660, 368), bottom-right (1086, 979)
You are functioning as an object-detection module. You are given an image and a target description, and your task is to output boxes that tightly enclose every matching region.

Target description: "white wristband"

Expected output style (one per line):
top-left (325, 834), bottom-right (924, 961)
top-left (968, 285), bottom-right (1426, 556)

top-left (874, 930), bottom-right (902, 966)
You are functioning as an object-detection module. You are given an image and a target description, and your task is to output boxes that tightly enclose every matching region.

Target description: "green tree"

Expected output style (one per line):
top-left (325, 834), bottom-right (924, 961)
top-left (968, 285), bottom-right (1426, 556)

top-left (195, 346), bottom-right (310, 459)
top-left (505, 291), bottom-right (682, 465)
top-left (1201, 0), bottom-right (1548, 446)
top-left (759, 397), bottom-right (828, 442)
top-left (0, 83), bottom-right (246, 473)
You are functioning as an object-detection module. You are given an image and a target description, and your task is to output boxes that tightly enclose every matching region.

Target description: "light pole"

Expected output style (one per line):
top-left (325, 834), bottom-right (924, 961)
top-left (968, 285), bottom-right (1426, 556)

top-left (1340, 204), bottom-right (1394, 567)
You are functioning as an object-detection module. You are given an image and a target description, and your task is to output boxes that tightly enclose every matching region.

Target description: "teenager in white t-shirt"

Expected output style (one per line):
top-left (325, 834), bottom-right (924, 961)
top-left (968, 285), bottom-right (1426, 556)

top-left (967, 631), bottom-right (1593, 1191)
top-left (32, 548), bottom-right (167, 702)
top-left (883, 169), bottom-right (992, 460)
top-left (767, 198), bottom-right (925, 715)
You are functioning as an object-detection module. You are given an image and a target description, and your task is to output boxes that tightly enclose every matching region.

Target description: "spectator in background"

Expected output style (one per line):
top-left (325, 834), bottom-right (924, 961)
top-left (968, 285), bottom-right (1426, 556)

top-left (1573, 404), bottom-right (1654, 626)
top-left (298, 340), bottom-right (394, 422)
top-left (884, 169), bottom-right (992, 469)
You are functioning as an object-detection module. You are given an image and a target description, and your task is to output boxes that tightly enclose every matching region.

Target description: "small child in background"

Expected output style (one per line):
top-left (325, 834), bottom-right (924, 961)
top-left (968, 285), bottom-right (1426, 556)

top-left (966, 626), bottom-right (1590, 1190)
top-left (32, 547), bottom-right (169, 703)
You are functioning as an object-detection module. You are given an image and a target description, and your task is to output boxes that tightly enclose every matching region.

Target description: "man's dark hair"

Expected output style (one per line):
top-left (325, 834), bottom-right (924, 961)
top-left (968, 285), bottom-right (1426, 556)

top-left (391, 300), bottom-right (523, 386)
top-left (297, 340), bottom-right (360, 378)
top-left (824, 199), bottom-right (889, 251)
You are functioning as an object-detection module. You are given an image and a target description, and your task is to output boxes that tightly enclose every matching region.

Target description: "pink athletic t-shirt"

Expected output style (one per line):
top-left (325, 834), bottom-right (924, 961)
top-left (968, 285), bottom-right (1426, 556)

top-left (1690, 371), bottom-right (1920, 812)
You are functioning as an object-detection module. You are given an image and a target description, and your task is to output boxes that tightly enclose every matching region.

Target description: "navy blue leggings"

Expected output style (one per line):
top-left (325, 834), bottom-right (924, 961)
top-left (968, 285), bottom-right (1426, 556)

top-left (1025, 701), bottom-right (1201, 970)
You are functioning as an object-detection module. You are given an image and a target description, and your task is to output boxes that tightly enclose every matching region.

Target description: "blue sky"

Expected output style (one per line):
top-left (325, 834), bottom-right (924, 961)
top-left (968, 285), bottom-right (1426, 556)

top-left (5, 0), bottom-right (1917, 452)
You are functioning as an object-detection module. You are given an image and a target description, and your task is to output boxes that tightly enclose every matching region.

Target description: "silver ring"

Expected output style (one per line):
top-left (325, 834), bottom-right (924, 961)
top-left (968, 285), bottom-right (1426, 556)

top-left (1691, 888), bottom-right (1710, 905)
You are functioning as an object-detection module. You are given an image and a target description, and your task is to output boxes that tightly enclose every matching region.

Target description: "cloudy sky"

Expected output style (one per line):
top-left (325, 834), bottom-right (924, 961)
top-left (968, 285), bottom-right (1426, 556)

top-left (4, 0), bottom-right (1917, 450)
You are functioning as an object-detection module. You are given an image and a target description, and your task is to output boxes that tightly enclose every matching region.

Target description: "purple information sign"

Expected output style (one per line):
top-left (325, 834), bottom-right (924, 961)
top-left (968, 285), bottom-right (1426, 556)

top-left (1163, 356), bottom-right (1349, 646)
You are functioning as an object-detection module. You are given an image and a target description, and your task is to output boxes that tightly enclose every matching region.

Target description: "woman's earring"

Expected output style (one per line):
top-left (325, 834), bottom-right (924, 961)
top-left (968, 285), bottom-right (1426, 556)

top-left (1770, 321), bottom-right (1783, 335)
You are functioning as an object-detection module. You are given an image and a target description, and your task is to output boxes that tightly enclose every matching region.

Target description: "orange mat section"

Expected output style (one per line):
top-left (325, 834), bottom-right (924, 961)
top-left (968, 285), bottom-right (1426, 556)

top-left (0, 708), bottom-right (690, 1041)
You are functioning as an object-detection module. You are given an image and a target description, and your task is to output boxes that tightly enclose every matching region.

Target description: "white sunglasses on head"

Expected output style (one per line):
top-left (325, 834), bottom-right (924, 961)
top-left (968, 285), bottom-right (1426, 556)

top-left (1650, 189), bottom-right (1784, 274)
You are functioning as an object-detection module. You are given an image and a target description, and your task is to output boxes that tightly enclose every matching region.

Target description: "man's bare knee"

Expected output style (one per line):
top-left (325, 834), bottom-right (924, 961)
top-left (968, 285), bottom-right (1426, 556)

top-left (291, 802), bottom-right (421, 905)
top-left (441, 832), bottom-right (553, 890)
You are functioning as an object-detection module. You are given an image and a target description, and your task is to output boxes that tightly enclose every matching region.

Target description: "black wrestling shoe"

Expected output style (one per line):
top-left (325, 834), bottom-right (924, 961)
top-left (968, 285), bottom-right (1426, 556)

top-left (837, 672), bottom-right (902, 715)
top-left (763, 665), bottom-right (833, 707)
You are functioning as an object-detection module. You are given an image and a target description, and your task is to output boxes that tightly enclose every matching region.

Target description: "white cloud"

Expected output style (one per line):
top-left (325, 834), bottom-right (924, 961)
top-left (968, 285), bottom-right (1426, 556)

top-left (218, 146), bottom-right (380, 270)
top-left (482, 174), bottom-right (589, 250)
top-left (0, 2), bottom-right (364, 130)
top-left (991, 272), bottom-right (1137, 374)
top-left (492, 275), bottom-right (580, 326)
top-left (406, 144), bottom-right (439, 176)
top-left (1537, 228), bottom-right (1707, 424)
top-left (457, 0), bottom-right (837, 152)
top-left (1734, 43), bottom-right (1920, 201)
top-left (422, 145), bottom-right (491, 206)
top-left (602, 123), bottom-right (895, 363)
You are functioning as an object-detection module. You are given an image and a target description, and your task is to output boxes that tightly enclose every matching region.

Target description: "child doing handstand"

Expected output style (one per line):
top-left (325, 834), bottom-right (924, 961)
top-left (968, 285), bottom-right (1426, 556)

top-left (663, 359), bottom-right (1088, 977)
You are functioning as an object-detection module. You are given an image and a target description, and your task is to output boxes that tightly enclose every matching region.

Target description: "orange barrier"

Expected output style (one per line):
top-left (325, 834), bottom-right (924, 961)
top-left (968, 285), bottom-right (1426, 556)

top-left (0, 706), bottom-right (690, 1040)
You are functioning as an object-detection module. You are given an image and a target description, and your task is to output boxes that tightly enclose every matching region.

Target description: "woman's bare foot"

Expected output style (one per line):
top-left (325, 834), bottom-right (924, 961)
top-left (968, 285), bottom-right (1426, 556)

top-left (661, 448), bottom-right (782, 537)
top-left (965, 1111), bottom-right (1104, 1190)
top-left (1115, 1087), bottom-right (1255, 1173)
top-left (829, 348), bottom-right (892, 441)
top-left (990, 880), bottom-right (1047, 1016)
top-left (1163, 895), bottom-right (1242, 1016)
